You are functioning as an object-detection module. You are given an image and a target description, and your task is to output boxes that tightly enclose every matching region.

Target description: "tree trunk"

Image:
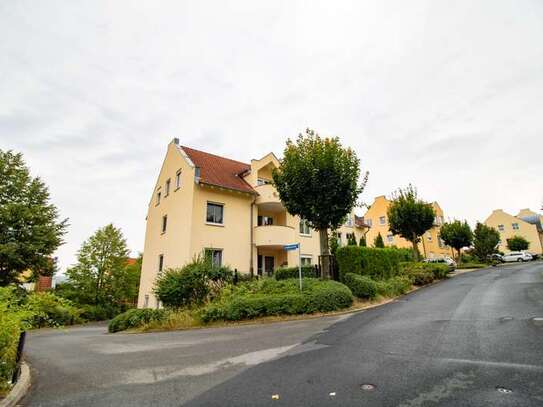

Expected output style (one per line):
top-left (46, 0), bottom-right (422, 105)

top-left (411, 233), bottom-right (420, 262)
top-left (319, 229), bottom-right (331, 279)
top-left (457, 248), bottom-right (462, 265)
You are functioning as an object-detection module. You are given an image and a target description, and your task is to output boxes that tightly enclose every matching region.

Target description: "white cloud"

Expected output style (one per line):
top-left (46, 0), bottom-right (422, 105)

top-left (1, 0), bottom-right (542, 271)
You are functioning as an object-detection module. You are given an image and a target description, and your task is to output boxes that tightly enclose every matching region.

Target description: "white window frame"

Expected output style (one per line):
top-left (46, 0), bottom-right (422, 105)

top-left (379, 216), bottom-right (386, 225)
top-left (498, 224), bottom-right (505, 232)
top-left (299, 219), bottom-right (311, 236)
top-left (175, 169), bottom-right (182, 190)
top-left (387, 234), bottom-right (394, 243)
top-left (300, 255), bottom-right (312, 266)
top-left (205, 248), bottom-right (223, 267)
top-left (366, 218), bottom-right (372, 227)
top-left (206, 202), bottom-right (224, 225)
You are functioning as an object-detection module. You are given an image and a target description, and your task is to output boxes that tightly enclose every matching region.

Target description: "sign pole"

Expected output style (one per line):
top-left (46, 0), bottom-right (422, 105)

top-left (298, 244), bottom-right (302, 292)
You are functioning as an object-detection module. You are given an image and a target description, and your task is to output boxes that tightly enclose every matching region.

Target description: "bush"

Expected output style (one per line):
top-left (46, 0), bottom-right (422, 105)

top-left (108, 308), bottom-right (168, 333)
top-left (154, 256), bottom-right (233, 308)
top-left (343, 273), bottom-right (378, 299)
top-left (375, 276), bottom-right (412, 297)
top-left (456, 263), bottom-right (487, 269)
top-left (200, 279), bottom-right (353, 322)
top-left (336, 246), bottom-right (411, 280)
top-left (400, 262), bottom-right (450, 284)
top-left (24, 292), bottom-right (83, 328)
top-left (80, 304), bottom-right (120, 321)
top-left (274, 265), bottom-right (318, 280)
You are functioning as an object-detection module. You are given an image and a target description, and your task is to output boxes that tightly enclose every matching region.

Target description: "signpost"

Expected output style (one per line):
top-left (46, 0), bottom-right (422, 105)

top-left (283, 243), bottom-right (302, 291)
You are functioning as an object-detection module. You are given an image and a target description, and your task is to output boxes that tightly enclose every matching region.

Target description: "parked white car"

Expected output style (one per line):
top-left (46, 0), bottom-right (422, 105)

top-left (423, 256), bottom-right (457, 269)
top-left (502, 251), bottom-right (533, 262)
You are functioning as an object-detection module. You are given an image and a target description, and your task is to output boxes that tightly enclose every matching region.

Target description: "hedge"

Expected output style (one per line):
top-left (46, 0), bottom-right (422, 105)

top-left (336, 246), bottom-right (411, 280)
top-left (108, 308), bottom-right (168, 333)
top-left (274, 265), bottom-right (318, 280)
top-left (200, 279), bottom-right (353, 322)
top-left (343, 273), bottom-right (378, 299)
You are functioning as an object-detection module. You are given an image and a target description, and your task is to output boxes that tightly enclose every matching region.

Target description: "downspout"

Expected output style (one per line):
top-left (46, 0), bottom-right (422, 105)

top-left (250, 195), bottom-right (256, 277)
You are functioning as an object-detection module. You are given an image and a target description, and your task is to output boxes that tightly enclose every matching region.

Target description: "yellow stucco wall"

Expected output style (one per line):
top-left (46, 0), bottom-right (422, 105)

top-left (363, 196), bottom-right (453, 258)
top-left (484, 209), bottom-right (543, 255)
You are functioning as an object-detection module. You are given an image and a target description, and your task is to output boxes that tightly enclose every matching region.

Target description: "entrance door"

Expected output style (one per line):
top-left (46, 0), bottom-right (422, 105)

top-left (264, 256), bottom-right (275, 276)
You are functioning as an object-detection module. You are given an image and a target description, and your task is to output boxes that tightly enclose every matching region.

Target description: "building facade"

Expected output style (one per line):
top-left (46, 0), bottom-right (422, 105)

top-left (137, 139), bottom-right (367, 308)
top-left (484, 208), bottom-right (543, 255)
top-left (362, 195), bottom-right (454, 258)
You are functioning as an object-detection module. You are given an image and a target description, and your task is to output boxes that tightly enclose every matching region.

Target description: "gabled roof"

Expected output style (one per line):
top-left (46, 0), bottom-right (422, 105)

top-left (181, 146), bottom-right (256, 194)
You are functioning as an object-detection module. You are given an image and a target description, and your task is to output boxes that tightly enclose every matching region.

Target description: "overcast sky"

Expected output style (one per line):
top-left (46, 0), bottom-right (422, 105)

top-left (1, 0), bottom-right (542, 272)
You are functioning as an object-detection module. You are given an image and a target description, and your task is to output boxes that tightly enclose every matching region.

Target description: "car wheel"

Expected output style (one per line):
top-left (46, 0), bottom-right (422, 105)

top-left (517, 258), bottom-right (523, 262)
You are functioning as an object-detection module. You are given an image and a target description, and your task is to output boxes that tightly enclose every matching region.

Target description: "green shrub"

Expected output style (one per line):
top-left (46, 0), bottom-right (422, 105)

top-left (343, 273), bottom-right (378, 299)
top-left (154, 256), bottom-right (233, 308)
top-left (336, 246), bottom-right (410, 280)
top-left (400, 262), bottom-right (449, 284)
top-left (108, 308), bottom-right (168, 333)
top-left (24, 292), bottom-right (83, 328)
top-left (456, 263), bottom-right (487, 269)
top-left (200, 279), bottom-right (353, 322)
top-left (80, 304), bottom-right (120, 321)
top-left (274, 265), bottom-right (317, 280)
top-left (375, 276), bottom-right (412, 297)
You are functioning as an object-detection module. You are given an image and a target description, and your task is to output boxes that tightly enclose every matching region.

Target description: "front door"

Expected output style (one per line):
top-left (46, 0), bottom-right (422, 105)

top-left (264, 256), bottom-right (275, 276)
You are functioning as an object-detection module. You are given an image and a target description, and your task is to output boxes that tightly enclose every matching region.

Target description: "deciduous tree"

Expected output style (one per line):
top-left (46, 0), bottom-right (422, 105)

top-left (506, 235), bottom-right (529, 251)
top-left (387, 185), bottom-right (435, 261)
top-left (0, 150), bottom-right (68, 286)
top-left (472, 223), bottom-right (500, 262)
top-left (273, 129), bottom-right (367, 278)
top-left (440, 220), bottom-right (473, 263)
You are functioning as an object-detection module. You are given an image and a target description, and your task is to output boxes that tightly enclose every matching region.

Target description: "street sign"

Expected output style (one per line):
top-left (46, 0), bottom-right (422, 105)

top-left (283, 243), bottom-right (303, 291)
top-left (283, 243), bottom-right (300, 251)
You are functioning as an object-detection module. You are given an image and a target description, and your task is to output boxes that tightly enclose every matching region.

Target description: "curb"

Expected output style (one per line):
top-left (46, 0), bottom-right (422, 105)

top-left (0, 362), bottom-right (30, 407)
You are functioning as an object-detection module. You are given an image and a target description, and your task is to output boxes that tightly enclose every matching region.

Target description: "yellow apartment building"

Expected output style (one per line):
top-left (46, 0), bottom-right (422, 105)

top-left (138, 139), bottom-right (367, 308)
top-left (363, 195), bottom-right (454, 259)
top-left (484, 208), bottom-right (543, 255)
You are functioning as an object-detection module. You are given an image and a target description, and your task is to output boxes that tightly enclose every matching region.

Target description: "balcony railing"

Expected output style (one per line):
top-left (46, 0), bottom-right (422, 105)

top-left (254, 225), bottom-right (295, 247)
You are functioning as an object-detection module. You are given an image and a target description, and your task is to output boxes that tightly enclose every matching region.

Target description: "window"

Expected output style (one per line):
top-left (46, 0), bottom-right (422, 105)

top-left (366, 218), bottom-right (372, 227)
top-left (299, 219), bottom-right (311, 235)
top-left (337, 232), bottom-right (342, 245)
top-left (205, 249), bottom-right (222, 266)
top-left (258, 216), bottom-right (274, 226)
top-left (156, 190), bottom-right (161, 205)
top-left (161, 215), bottom-right (168, 233)
top-left (257, 178), bottom-right (271, 186)
top-left (158, 254), bottom-right (164, 273)
top-left (438, 237), bottom-right (444, 248)
top-left (379, 216), bottom-right (386, 225)
top-left (387, 234), bottom-right (394, 243)
top-left (512, 223), bottom-right (519, 230)
top-left (195, 167), bottom-right (201, 179)
top-left (301, 256), bottom-right (312, 266)
top-left (165, 178), bottom-right (171, 196)
top-left (345, 215), bottom-right (353, 227)
top-left (498, 224), bottom-right (504, 232)
top-left (206, 202), bottom-right (224, 224)
top-left (175, 170), bottom-right (182, 189)
top-left (427, 233), bottom-right (432, 242)
top-left (144, 295), bottom-right (149, 308)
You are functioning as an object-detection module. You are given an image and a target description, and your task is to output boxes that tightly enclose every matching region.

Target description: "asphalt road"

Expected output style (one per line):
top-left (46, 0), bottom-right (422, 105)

top-left (23, 262), bottom-right (543, 406)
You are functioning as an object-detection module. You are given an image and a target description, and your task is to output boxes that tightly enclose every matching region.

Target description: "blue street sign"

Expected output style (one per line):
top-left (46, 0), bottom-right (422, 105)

top-left (283, 243), bottom-right (299, 251)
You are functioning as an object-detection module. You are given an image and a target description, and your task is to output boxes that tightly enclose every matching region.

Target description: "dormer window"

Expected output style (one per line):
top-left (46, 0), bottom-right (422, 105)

top-left (195, 167), bottom-right (201, 180)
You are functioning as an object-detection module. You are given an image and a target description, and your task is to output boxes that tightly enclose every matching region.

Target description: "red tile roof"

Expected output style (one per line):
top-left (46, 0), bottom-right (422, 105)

top-left (181, 146), bottom-right (256, 194)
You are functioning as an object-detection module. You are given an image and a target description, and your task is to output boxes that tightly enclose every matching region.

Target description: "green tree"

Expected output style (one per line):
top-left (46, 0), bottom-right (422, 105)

top-left (472, 223), bottom-right (500, 262)
top-left (329, 232), bottom-right (340, 256)
top-left (359, 236), bottom-right (367, 247)
top-left (506, 235), bottom-right (529, 251)
top-left (440, 220), bottom-right (473, 263)
top-left (373, 232), bottom-right (385, 248)
top-left (65, 224), bottom-right (130, 307)
top-left (387, 185), bottom-right (435, 261)
top-left (273, 129), bottom-right (367, 278)
top-left (0, 150), bottom-right (68, 286)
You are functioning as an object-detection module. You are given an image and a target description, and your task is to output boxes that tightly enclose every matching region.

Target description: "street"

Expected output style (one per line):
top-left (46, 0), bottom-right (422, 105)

top-left (23, 262), bottom-right (543, 406)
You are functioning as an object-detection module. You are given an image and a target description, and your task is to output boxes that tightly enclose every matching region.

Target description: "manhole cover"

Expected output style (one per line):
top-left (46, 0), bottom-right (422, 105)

top-left (496, 386), bottom-right (513, 394)
top-left (361, 384), bottom-right (376, 391)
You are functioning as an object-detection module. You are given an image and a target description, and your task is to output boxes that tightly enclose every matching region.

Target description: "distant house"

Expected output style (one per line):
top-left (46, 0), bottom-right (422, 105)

top-left (363, 195), bottom-right (454, 259)
top-left (137, 138), bottom-right (368, 309)
top-left (484, 208), bottom-right (543, 254)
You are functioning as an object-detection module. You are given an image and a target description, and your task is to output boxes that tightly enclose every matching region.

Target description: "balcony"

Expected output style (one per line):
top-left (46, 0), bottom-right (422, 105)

top-left (255, 184), bottom-right (282, 206)
top-left (254, 225), bottom-right (295, 248)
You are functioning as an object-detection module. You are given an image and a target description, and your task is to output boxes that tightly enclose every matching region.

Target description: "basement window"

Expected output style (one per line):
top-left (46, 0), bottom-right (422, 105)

top-left (205, 249), bottom-right (223, 267)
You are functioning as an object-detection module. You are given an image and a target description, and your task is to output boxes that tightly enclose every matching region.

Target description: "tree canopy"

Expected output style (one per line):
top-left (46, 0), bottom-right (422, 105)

top-left (65, 224), bottom-right (133, 307)
top-left (472, 222), bottom-right (500, 261)
top-left (0, 150), bottom-right (68, 286)
top-left (273, 129), bottom-right (367, 276)
top-left (506, 235), bottom-right (530, 251)
top-left (440, 220), bottom-right (473, 262)
top-left (387, 185), bottom-right (435, 260)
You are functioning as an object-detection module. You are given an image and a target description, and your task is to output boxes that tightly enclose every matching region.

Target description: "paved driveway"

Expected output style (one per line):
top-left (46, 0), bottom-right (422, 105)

top-left (23, 262), bottom-right (543, 406)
